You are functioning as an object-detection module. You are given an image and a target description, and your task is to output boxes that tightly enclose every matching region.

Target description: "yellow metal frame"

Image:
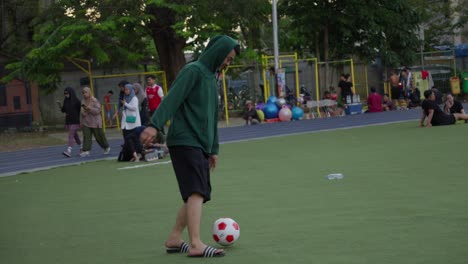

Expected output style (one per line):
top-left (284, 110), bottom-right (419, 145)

top-left (261, 53), bottom-right (300, 104)
top-left (66, 57), bottom-right (168, 95)
top-left (221, 64), bottom-right (245, 126)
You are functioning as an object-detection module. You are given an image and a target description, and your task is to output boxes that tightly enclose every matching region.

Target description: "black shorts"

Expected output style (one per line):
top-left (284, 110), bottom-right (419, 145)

top-left (391, 86), bottom-right (401, 100)
top-left (169, 146), bottom-right (211, 203)
top-left (433, 114), bottom-right (456, 126)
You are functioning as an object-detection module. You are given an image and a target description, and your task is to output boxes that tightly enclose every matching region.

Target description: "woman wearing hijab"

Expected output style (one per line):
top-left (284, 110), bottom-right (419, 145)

top-left (58, 87), bottom-right (82, 157)
top-left (120, 83), bottom-right (141, 138)
top-left (133, 82), bottom-right (149, 125)
top-left (79, 86), bottom-right (111, 157)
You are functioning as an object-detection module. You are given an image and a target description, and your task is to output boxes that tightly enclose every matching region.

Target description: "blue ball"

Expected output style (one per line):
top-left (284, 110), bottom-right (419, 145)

top-left (262, 103), bottom-right (279, 119)
top-left (291, 106), bottom-right (304, 120)
top-left (267, 96), bottom-right (278, 105)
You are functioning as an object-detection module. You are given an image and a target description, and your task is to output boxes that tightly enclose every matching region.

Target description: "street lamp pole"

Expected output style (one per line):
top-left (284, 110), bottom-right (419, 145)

top-left (272, 0), bottom-right (279, 73)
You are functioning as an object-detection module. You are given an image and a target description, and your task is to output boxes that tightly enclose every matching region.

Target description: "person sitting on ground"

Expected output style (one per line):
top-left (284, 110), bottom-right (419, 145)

top-left (444, 93), bottom-right (465, 114)
top-left (118, 126), bottom-right (146, 162)
top-left (321, 91), bottom-right (337, 116)
top-left (118, 126), bottom-right (167, 162)
top-left (382, 93), bottom-right (395, 111)
top-left (366, 87), bottom-right (382, 113)
top-left (408, 87), bottom-right (421, 109)
top-left (144, 133), bottom-right (168, 161)
top-left (243, 100), bottom-right (261, 125)
top-left (330, 87), bottom-right (338, 101)
top-left (420, 90), bottom-right (468, 127)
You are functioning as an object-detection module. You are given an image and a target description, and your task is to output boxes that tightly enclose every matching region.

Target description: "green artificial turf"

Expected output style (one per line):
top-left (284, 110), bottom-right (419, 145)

top-left (1, 121), bottom-right (467, 264)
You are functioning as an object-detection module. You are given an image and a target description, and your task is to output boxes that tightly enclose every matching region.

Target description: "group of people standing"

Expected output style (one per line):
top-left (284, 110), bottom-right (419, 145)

top-left (59, 75), bottom-right (165, 159)
top-left (58, 86), bottom-right (110, 157)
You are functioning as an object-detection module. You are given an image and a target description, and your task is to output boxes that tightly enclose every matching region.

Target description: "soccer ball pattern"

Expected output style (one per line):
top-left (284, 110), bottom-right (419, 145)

top-left (212, 218), bottom-right (240, 246)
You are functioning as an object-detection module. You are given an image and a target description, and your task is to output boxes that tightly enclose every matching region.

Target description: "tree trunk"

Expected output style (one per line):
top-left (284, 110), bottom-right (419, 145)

top-left (146, 5), bottom-right (187, 88)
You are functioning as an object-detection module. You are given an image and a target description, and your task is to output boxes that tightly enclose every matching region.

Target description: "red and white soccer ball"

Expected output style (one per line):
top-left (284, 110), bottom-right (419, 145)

top-left (212, 218), bottom-right (240, 246)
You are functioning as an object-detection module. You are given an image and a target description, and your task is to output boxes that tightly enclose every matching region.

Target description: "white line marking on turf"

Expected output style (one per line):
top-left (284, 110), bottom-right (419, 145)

top-left (117, 160), bottom-right (172, 170)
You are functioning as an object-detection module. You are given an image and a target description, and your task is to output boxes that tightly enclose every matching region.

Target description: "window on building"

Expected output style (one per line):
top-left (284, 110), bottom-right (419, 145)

top-left (13, 96), bottom-right (21, 110)
top-left (0, 84), bottom-right (6, 106)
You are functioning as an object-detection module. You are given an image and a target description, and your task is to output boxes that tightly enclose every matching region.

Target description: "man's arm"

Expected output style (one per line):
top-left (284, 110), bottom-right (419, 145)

top-left (425, 109), bottom-right (434, 127)
top-left (158, 86), bottom-right (165, 101)
top-left (420, 111), bottom-right (426, 127)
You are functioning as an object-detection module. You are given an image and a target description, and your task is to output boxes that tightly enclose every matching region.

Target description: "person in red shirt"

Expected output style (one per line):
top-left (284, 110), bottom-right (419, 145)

top-left (366, 87), bottom-right (383, 113)
top-left (145, 75), bottom-right (165, 117)
top-left (103, 90), bottom-right (114, 126)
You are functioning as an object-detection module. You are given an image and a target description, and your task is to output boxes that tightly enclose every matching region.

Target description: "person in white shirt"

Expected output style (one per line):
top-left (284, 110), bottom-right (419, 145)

top-left (120, 83), bottom-right (141, 138)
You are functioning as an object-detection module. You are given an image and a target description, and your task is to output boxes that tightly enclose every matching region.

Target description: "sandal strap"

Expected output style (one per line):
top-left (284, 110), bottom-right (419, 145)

top-left (203, 246), bottom-right (220, 257)
top-left (180, 242), bottom-right (189, 253)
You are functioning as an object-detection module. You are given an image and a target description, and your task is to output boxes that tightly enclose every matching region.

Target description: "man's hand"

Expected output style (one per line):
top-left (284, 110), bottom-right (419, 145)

top-left (140, 127), bottom-right (157, 147)
top-left (209, 155), bottom-right (218, 171)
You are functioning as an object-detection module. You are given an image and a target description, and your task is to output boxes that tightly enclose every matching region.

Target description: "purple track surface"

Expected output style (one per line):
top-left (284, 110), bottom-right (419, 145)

top-left (0, 109), bottom-right (424, 177)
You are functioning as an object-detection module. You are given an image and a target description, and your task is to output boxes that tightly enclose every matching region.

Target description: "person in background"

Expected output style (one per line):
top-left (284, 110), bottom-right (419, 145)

top-left (420, 90), bottom-right (468, 127)
top-left (431, 87), bottom-right (443, 106)
top-left (103, 90), bottom-right (114, 127)
top-left (243, 100), bottom-right (261, 125)
top-left (146, 75), bottom-right (164, 117)
top-left (133, 82), bottom-right (149, 125)
top-left (408, 87), bottom-right (421, 109)
top-left (330, 87), bottom-right (338, 101)
top-left (117, 80), bottom-right (128, 110)
top-left (58, 87), bottom-right (82, 157)
top-left (389, 70), bottom-right (401, 109)
top-left (118, 126), bottom-right (146, 162)
top-left (366, 87), bottom-right (382, 113)
top-left (113, 80), bottom-right (129, 122)
top-left (444, 93), bottom-right (465, 114)
top-left (80, 87), bottom-right (111, 157)
top-left (403, 67), bottom-right (413, 98)
top-left (338, 73), bottom-right (353, 105)
top-left (382, 93), bottom-right (395, 111)
top-left (120, 83), bottom-right (141, 138)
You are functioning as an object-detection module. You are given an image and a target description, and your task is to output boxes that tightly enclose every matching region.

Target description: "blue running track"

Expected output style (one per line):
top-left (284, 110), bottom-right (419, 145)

top-left (0, 109), bottom-right (423, 177)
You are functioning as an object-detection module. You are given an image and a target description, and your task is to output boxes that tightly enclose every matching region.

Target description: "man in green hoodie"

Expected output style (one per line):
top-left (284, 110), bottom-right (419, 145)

top-left (140, 35), bottom-right (239, 258)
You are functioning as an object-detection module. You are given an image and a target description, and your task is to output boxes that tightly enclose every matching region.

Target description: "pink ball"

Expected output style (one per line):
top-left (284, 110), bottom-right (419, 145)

top-left (278, 107), bottom-right (292, 121)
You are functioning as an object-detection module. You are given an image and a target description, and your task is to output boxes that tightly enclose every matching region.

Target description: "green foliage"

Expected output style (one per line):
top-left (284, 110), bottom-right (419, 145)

top-left (279, 0), bottom-right (422, 67)
top-left (412, 0), bottom-right (468, 50)
top-left (2, 0), bottom-right (152, 90)
top-left (2, 0), bottom-right (271, 91)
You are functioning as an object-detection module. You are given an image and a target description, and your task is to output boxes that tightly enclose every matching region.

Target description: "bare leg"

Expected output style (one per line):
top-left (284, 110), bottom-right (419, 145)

top-left (453, 113), bottom-right (468, 121)
top-left (165, 203), bottom-right (188, 248)
top-left (186, 193), bottom-right (224, 256)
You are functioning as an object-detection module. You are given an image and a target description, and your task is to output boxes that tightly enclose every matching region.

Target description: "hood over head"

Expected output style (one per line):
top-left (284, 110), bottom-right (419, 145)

top-left (198, 35), bottom-right (240, 73)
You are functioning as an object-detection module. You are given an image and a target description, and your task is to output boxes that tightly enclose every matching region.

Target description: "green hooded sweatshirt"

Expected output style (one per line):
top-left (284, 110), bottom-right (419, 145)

top-left (150, 35), bottom-right (239, 155)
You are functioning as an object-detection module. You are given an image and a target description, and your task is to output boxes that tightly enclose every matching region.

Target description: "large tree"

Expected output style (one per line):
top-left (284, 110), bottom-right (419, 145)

top-left (2, 0), bottom-right (271, 91)
top-left (279, 0), bottom-right (422, 67)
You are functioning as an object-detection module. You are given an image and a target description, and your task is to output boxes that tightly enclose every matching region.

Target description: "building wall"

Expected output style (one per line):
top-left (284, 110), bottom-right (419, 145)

top-left (0, 79), bottom-right (40, 128)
